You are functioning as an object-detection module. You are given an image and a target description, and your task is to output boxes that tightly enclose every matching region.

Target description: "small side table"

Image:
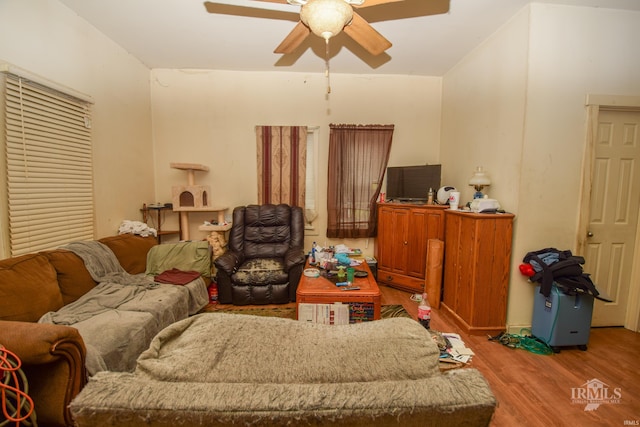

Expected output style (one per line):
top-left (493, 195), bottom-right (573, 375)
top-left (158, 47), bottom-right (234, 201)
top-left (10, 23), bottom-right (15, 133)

top-left (141, 205), bottom-right (181, 243)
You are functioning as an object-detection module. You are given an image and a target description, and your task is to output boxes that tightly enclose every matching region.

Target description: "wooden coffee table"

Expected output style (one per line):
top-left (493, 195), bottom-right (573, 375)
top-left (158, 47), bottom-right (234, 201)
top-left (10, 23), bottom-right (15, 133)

top-left (296, 260), bottom-right (381, 322)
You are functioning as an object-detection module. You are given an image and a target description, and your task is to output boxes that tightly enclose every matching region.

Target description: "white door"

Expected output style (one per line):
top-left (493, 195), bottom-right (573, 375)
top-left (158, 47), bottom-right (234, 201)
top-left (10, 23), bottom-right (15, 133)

top-left (585, 110), bottom-right (640, 326)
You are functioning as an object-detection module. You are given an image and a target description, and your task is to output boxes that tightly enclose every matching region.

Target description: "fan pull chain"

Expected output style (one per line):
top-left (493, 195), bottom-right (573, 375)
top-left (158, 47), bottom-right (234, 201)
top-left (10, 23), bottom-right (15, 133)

top-left (325, 38), bottom-right (331, 94)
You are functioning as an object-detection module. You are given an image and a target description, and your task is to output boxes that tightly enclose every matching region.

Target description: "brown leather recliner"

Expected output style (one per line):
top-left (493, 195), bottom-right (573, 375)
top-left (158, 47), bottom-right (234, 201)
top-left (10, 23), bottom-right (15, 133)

top-left (214, 204), bottom-right (305, 305)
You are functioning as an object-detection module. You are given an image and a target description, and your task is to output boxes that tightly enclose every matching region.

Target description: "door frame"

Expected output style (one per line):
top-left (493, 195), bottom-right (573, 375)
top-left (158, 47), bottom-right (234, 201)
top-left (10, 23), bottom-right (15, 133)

top-left (577, 94), bottom-right (640, 332)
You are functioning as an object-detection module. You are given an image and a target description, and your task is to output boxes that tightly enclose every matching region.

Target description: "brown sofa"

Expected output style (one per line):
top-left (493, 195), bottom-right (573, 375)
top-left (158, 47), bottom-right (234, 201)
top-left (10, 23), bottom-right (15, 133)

top-left (0, 234), bottom-right (171, 427)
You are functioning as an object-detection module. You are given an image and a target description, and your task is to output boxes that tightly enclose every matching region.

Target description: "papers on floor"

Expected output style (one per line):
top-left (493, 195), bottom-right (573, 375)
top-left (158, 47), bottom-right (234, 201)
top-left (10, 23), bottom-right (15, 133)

top-left (442, 333), bottom-right (475, 364)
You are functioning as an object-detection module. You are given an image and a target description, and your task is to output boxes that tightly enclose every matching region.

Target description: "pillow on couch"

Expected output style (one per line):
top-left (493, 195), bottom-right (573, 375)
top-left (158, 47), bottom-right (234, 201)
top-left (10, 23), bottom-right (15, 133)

top-left (43, 249), bottom-right (97, 305)
top-left (99, 234), bottom-right (157, 274)
top-left (0, 254), bottom-right (64, 322)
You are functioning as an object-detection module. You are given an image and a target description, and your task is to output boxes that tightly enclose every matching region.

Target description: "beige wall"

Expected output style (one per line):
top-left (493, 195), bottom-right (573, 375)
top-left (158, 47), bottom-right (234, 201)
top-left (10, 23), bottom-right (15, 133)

top-left (441, 4), bottom-right (640, 329)
top-left (0, 0), bottom-right (154, 245)
top-left (150, 69), bottom-right (442, 250)
top-left (3, 1), bottom-right (639, 328)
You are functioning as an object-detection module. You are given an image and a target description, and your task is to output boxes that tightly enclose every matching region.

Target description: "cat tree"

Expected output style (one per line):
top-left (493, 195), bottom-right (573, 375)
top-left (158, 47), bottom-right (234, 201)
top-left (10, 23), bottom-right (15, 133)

top-left (171, 163), bottom-right (230, 252)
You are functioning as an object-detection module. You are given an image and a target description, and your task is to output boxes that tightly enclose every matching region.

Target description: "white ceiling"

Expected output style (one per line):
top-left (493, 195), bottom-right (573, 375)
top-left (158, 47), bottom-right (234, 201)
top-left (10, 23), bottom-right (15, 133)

top-left (58, 0), bottom-right (640, 76)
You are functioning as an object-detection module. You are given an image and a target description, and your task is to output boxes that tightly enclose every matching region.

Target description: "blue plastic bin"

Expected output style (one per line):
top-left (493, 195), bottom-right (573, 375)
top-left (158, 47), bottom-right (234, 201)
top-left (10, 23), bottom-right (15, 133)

top-left (532, 283), bottom-right (594, 352)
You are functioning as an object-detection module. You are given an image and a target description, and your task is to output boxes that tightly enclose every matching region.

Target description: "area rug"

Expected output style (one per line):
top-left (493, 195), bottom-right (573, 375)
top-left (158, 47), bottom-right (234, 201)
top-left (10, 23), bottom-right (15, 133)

top-left (201, 304), bottom-right (411, 320)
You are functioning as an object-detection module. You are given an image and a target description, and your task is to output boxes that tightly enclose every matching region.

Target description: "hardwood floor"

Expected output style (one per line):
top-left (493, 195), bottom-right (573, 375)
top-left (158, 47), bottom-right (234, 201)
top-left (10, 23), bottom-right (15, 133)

top-left (382, 284), bottom-right (640, 427)
top-left (216, 284), bottom-right (640, 426)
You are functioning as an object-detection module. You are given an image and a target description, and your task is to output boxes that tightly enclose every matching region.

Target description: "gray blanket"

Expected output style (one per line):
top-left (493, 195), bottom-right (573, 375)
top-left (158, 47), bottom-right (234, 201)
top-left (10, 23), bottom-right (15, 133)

top-left (38, 240), bottom-right (210, 375)
top-left (137, 314), bottom-right (442, 383)
top-left (65, 240), bottom-right (157, 286)
top-left (39, 282), bottom-right (155, 325)
top-left (39, 241), bottom-right (158, 325)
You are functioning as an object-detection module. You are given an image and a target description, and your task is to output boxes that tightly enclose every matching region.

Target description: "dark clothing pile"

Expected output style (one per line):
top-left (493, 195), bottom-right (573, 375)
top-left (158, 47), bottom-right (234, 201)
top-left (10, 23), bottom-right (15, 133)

top-left (522, 248), bottom-right (612, 302)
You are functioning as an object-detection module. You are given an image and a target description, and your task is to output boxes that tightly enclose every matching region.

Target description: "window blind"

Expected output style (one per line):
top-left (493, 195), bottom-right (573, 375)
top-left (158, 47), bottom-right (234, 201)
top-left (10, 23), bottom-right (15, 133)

top-left (2, 71), bottom-right (94, 256)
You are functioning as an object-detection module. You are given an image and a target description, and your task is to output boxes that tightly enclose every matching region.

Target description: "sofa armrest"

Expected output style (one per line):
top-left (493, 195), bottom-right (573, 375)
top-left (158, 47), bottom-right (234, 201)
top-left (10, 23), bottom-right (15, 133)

top-left (214, 251), bottom-right (243, 276)
top-left (287, 262), bottom-right (304, 302)
top-left (284, 248), bottom-right (305, 271)
top-left (0, 320), bottom-right (87, 427)
top-left (0, 320), bottom-right (84, 364)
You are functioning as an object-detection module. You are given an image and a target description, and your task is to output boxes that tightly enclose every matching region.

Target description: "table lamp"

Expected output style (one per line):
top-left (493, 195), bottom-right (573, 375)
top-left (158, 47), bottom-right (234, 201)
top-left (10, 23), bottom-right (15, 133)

top-left (469, 166), bottom-right (491, 199)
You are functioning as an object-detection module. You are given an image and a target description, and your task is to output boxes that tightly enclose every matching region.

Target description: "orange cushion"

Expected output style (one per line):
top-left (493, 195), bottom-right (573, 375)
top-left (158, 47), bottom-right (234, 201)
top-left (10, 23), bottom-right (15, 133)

top-left (99, 234), bottom-right (157, 274)
top-left (43, 249), bottom-right (97, 305)
top-left (0, 254), bottom-right (64, 322)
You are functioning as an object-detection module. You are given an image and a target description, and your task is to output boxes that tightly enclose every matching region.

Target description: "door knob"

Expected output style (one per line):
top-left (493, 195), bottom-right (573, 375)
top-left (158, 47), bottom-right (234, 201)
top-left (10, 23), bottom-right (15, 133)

top-left (587, 231), bottom-right (594, 237)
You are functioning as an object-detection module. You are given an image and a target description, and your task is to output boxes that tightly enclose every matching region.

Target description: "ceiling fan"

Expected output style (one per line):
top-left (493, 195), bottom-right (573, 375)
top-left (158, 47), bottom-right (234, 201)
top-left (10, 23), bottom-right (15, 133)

top-left (205, 0), bottom-right (410, 57)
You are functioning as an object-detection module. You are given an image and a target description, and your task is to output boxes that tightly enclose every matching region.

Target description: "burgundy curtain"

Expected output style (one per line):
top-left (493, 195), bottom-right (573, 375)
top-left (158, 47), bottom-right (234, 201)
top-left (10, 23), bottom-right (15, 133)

top-left (256, 126), bottom-right (307, 207)
top-left (327, 124), bottom-right (394, 238)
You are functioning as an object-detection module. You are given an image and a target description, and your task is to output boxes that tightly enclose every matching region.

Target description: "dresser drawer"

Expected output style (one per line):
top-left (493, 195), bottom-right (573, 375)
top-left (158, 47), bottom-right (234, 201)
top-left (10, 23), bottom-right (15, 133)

top-left (377, 269), bottom-right (424, 293)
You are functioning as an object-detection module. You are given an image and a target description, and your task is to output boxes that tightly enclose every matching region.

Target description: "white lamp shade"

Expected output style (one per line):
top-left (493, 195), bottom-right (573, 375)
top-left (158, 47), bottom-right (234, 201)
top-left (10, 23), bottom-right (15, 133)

top-left (300, 0), bottom-right (353, 40)
top-left (469, 166), bottom-right (491, 187)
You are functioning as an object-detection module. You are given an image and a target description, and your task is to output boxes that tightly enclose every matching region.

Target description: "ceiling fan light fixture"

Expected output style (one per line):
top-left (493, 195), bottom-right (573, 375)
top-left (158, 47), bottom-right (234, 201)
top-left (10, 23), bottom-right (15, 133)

top-left (300, 0), bottom-right (353, 41)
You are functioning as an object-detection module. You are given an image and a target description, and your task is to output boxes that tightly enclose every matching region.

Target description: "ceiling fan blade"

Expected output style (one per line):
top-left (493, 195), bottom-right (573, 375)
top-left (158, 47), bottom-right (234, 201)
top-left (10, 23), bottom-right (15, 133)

top-left (274, 21), bottom-right (311, 54)
top-left (205, 0), bottom-right (296, 13)
top-left (356, 0), bottom-right (405, 8)
top-left (356, 0), bottom-right (450, 22)
top-left (343, 12), bottom-right (391, 56)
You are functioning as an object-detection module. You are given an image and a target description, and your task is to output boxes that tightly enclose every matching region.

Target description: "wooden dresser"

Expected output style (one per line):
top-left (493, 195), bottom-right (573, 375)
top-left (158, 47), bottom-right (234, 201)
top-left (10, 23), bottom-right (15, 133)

top-left (375, 203), bottom-right (447, 293)
top-left (441, 210), bottom-right (515, 335)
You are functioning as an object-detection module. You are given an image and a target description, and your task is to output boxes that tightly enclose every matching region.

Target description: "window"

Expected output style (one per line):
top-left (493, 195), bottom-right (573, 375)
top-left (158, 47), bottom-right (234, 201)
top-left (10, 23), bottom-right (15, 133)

top-left (326, 124), bottom-right (394, 238)
top-left (1, 65), bottom-right (94, 257)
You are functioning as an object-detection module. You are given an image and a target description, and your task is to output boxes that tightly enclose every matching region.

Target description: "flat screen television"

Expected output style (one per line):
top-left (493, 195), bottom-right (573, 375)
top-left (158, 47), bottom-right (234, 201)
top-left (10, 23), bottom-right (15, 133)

top-left (385, 164), bottom-right (441, 202)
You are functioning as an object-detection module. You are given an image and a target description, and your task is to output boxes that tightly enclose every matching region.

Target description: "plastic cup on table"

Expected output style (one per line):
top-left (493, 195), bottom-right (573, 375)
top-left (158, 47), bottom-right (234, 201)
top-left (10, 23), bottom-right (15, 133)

top-left (347, 267), bottom-right (355, 283)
